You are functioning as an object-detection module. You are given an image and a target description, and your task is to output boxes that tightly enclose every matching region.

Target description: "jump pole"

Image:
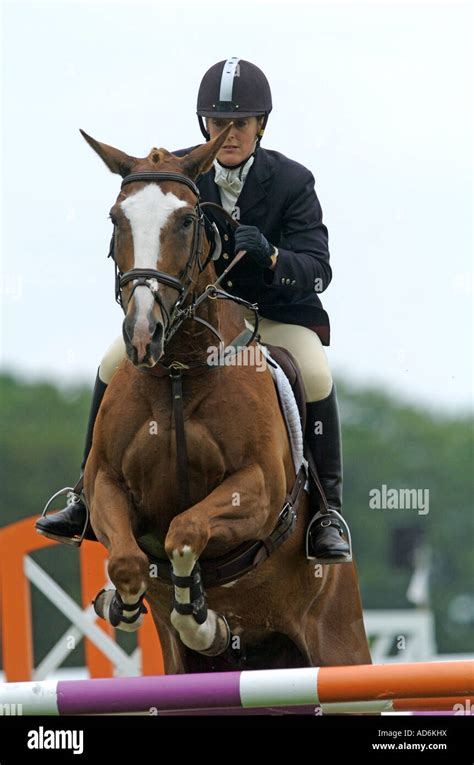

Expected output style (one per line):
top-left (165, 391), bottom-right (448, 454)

top-left (1, 661), bottom-right (472, 715)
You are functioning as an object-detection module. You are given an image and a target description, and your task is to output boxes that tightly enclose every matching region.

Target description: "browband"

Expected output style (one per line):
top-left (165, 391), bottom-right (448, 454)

top-left (121, 172), bottom-right (200, 198)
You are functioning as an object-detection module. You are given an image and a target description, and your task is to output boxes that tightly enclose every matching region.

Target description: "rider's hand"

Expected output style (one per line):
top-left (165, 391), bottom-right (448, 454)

top-left (234, 225), bottom-right (274, 269)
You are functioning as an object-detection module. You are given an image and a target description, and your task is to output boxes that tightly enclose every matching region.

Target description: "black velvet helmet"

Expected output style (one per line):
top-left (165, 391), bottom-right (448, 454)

top-left (197, 57), bottom-right (273, 140)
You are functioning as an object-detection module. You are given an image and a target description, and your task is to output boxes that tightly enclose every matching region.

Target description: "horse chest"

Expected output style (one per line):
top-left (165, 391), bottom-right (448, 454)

top-left (126, 417), bottom-right (227, 498)
top-left (111, 368), bottom-right (273, 508)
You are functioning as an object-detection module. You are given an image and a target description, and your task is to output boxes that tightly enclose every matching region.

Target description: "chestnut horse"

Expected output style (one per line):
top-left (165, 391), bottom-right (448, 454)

top-left (81, 125), bottom-right (371, 673)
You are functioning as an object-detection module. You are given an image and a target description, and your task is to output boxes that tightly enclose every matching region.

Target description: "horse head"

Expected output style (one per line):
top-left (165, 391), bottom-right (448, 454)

top-left (80, 125), bottom-right (232, 367)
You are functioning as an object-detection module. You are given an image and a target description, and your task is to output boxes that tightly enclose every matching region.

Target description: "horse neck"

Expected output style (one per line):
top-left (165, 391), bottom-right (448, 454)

top-left (161, 265), bottom-right (243, 366)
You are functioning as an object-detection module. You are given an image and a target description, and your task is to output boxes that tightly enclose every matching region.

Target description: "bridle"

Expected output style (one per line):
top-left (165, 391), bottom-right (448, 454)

top-left (109, 171), bottom-right (259, 353)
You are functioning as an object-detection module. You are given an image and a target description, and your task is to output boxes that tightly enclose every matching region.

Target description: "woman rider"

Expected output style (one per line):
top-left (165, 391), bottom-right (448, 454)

top-left (36, 57), bottom-right (351, 563)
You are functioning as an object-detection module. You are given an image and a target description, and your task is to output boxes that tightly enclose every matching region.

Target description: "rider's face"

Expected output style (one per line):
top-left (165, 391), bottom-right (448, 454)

top-left (206, 116), bottom-right (261, 166)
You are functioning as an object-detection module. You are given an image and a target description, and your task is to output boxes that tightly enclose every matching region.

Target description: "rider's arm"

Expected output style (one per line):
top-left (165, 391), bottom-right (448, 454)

top-left (263, 169), bottom-right (332, 296)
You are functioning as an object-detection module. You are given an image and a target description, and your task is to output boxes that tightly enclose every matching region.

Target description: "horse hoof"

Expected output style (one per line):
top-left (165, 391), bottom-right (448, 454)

top-left (198, 613), bottom-right (231, 657)
top-left (93, 588), bottom-right (115, 622)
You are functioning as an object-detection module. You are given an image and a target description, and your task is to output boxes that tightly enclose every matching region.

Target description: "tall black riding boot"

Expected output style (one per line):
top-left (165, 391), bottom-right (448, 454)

top-left (304, 384), bottom-right (351, 563)
top-left (35, 370), bottom-right (108, 545)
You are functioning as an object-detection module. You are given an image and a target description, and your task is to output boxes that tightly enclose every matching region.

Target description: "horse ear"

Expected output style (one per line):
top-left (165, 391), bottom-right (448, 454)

top-left (179, 123), bottom-right (233, 180)
top-left (80, 129), bottom-right (137, 178)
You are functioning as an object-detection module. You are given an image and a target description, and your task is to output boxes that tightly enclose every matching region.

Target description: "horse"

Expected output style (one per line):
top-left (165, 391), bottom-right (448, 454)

top-left (79, 124), bottom-right (371, 673)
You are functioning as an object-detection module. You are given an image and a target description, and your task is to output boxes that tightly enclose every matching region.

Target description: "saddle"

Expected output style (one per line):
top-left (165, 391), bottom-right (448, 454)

top-left (264, 344), bottom-right (306, 432)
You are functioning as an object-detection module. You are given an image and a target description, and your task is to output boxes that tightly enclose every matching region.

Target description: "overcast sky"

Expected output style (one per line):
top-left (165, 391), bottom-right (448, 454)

top-left (1, 0), bottom-right (472, 411)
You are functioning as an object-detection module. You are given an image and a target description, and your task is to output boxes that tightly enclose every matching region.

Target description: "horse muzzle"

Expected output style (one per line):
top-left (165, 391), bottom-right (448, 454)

top-left (122, 316), bottom-right (164, 367)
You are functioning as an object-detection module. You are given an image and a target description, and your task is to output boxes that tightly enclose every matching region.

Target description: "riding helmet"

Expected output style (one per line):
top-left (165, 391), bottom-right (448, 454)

top-left (197, 57), bottom-right (273, 140)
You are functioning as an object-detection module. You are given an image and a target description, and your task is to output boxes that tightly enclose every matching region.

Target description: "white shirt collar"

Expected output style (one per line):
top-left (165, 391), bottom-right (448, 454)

top-left (213, 154), bottom-right (255, 215)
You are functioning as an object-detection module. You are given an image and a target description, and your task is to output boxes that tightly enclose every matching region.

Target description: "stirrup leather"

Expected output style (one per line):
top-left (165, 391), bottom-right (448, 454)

top-left (305, 508), bottom-right (353, 563)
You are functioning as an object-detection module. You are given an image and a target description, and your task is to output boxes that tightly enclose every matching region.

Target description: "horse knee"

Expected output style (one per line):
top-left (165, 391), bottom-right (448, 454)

top-left (165, 513), bottom-right (210, 560)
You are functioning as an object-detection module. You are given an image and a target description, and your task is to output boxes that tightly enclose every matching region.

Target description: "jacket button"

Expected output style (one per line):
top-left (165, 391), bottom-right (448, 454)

top-left (285, 278), bottom-right (291, 285)
top-left (281, 277), bottom-right (285, 284)
top-left (227, 280), bottom-right (233, 288)
top-left (222, 253), bottom-right (229, 260)
top-left (224, 234), bottom-right (229, 241)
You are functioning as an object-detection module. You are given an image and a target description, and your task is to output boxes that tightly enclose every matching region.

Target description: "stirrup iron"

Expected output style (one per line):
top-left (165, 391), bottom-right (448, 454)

top-left (40, 485), bottom-right (90, 547)
top-left (305, 508), bottom-right (353, 563)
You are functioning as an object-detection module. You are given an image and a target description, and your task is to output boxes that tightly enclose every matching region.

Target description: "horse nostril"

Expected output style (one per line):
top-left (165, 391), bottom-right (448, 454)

top-left (123, 320), bottom-right (133, 343)
top-left (152, 323), bottom-right (163, 345)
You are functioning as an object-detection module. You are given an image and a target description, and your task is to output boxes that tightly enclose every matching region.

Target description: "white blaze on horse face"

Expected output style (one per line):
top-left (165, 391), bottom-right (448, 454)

top-left (120, 185), bottom-right (187, 323)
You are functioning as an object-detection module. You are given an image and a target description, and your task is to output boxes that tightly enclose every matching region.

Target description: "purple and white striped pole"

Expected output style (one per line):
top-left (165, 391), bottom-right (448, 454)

top-left (1, 668), bottom-right (320, 715)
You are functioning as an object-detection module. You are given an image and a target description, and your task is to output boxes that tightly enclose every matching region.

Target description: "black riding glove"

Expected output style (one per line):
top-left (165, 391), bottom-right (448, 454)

top-left (234, 225), bottom-right (274, 269)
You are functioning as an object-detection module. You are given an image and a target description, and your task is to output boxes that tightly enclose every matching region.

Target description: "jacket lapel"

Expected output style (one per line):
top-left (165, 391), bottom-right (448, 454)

top-left (236, 148), bottom-right (272, 219)
top-left (197, 148), bottom-right (273, 219)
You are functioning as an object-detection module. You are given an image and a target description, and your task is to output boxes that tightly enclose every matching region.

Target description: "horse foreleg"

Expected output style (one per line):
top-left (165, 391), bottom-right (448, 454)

top-left (165, 463), bottom-right (274, 656)
top-left (88, 467), bottom-right (150, 632)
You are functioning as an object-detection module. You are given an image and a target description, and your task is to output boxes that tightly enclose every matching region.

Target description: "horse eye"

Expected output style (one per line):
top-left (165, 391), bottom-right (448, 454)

top-left (182, 216), bottom-right (195, 229)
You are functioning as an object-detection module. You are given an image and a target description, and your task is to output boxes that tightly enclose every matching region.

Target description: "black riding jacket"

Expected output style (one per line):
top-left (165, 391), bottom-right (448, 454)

top-left (176, 144), bottom-right (332, 344)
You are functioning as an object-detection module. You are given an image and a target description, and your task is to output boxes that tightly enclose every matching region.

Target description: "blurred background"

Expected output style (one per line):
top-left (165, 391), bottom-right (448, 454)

top-left (1, 0), bottom-right (472, 678)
